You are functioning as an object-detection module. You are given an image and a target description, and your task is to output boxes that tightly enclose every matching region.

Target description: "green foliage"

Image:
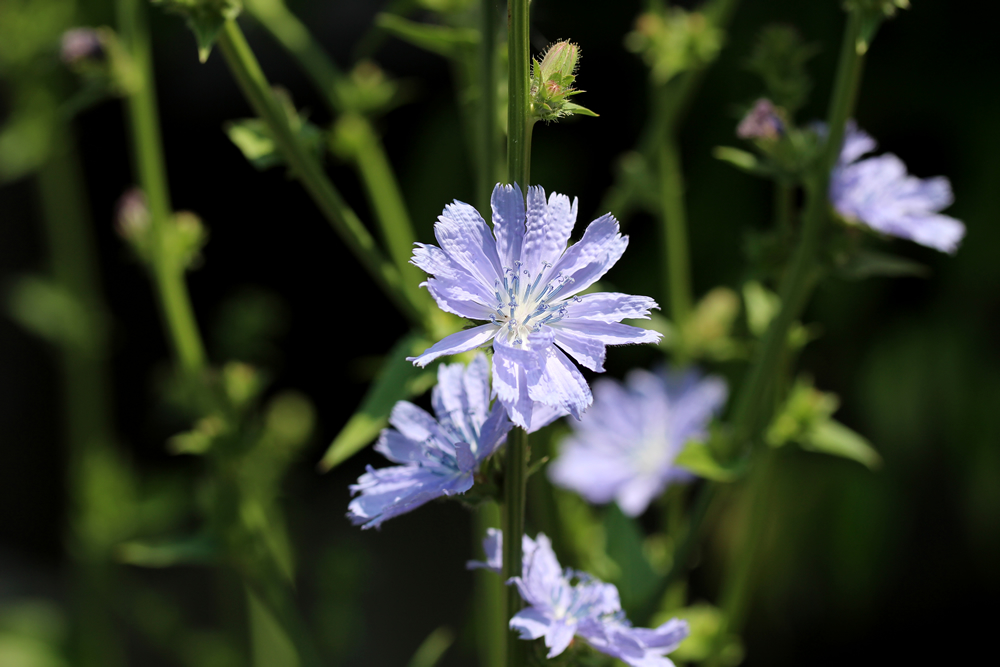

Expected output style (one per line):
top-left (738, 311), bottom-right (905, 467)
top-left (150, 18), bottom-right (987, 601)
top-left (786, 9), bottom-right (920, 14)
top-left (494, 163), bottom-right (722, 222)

top-left (603, 504), bottom-right (661, 613)
top-left (374, 13), bottom-right (478, 60)
top-left (656, 603), bottom-right (743, 665)
top-left (225, 89), bottom-right (324, 171)
top-left (625, 7), bottom-right (723, 84)
top-left (846, 0), bottom-right (909, 52)
top-left (655, 287), bottom-right (745, 361)
top-left (152, 0), bottom-right (242, 62)
top-left (745, 25), bottom-right (818, 116)
top-left (835, 248), bottom-right (929, 280)
top-left (768, 377), bottom-right (882, 469)
top-left (405, 626), bottom-right (454, 667)
top-left (675, 435), bottom-right (746, 482)
top-left (0, 600), bottom-right (68, 667)
top-left (7, 276), bottom-right (104, 352)
top-left (332, 60), bottom-right (404, 117)
top-left (319, 333), bottom-right (438, 471)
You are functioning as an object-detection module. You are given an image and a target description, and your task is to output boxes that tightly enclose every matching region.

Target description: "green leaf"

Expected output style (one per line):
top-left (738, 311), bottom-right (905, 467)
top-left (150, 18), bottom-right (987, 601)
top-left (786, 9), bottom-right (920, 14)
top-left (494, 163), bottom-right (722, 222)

top-left (713, 146), bottom-right (770, 177)
top-left (561, 102), bottom-right (599, 117)
top-left (318, 333), bottom-right (437, 471)
top-left (116, 534), bottom-right (218, 567)
top-left (7, 276), bottom-right (102, 351)
top-left (152, 0), bottom-right (243, 62)
top-left (742, 280), bottom-right (780, 337)
top-left (837, 248), bottom-right (929, 280)
top-left (675, 440), bottom-right (744, 482)
top-left (225, 119), bottom-right (282, 170)
top-left (603, 504), bottom-right (661, 614)
top-left (406, 626), bottom-right (454, 667)
top-left (802, 419), bottom-right (882, 470)
top-left (375, 13), bottom-right (478, 59)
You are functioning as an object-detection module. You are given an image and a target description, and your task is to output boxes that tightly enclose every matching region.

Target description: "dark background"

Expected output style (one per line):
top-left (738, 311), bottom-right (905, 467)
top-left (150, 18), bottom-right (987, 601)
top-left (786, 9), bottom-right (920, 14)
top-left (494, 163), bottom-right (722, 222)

top-left (1, 0), bottom-right (998, 664)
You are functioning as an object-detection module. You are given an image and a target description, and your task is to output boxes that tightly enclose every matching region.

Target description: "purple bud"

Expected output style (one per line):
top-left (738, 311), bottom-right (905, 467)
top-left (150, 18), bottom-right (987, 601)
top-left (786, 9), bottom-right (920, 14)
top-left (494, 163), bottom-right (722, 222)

top-left (61, 28), bottom-right (105, 65)
top-left (737, 98), bottom-right (785, 140)
top-left (115, 188), bottom-right (149, 240)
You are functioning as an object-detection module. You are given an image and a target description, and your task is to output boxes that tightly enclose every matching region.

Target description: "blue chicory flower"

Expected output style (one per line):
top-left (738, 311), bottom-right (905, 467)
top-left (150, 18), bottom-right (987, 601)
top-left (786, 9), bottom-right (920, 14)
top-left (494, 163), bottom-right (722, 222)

top-left (468, 530), bottom-right (689, 664)
top-left (407, 183), bottom-right (662, 430)
top-left (548, 368), bottom-right (727, 517)
top-left (829, 122), bottom-right (965, 254)
top-left (347, 353), bottom-right (511, 529)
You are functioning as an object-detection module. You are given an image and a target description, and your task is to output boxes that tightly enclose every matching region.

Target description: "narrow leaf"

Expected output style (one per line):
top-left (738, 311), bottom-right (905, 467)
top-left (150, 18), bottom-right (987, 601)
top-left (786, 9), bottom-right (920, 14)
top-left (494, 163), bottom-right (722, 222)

top-left (375, 13), bottom-right (478, 59)
top-left (675, 441), bottom-right (744, 482)
top-left (318, 333), bottom-right (437, 471)
top-left (604, 504), bottom-right (661, 614)
top-left (837, 248), bottom-right (929, 280)
top-left (115, 534), bottom-right (217, 567)
top-left (406, 626), bottom-right (454, 667)
top-left (802, 419), bottom-right (882, 470)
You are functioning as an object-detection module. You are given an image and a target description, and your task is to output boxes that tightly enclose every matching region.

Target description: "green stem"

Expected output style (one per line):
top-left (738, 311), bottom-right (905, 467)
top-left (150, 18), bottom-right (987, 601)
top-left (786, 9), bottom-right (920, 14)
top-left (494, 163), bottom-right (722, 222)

top-left (725, 9), bottom-right (865, 458)
top-left (117, 0), bottom-right (206, 373)
top-left (475, 501), bottom-right (505, 667)
top-left (477, 0), bottom-right (499, 213)
top-left (341, 114), bottom-right (427, 308)
top-left (244, 0), bottom-right (344, 115)
top-left (217, 20), bottom-right (424, 328)
top-left (507, 0), bottom-right (532, 187)
top-left (37, 124), bottom-right (125, 667)
top-left (244, 1), bottom-right (429, 313)
top-left (658, 137), bottom-right (693, 327)
top-left (502, 426), bottom-right (529, 667)
top-left (775, 181), bottom-right (793, 236)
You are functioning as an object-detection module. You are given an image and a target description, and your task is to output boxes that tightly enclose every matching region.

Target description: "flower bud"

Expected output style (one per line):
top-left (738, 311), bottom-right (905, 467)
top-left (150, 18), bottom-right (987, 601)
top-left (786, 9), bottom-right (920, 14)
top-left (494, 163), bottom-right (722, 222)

top-left (530, 41), bottom-right (596, 122)
top-left (737, 99), bottom-right (785, 141)
top-left (61, 28), bottom-right (105, 65)
top-left (115, 188), bottom-right (150, 242)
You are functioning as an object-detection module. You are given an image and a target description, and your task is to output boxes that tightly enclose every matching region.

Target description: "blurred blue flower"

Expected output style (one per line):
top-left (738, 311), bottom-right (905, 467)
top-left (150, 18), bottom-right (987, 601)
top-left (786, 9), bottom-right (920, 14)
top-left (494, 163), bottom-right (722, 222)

top-left (469, 530), bottom-right (689, 664)
top-left (347, 354), bottom-right (511, 529)
top-left (408, 184), bottom-right (661, 430)
top-left (548, 368), bottom-right (727, 516)
top-left (830, 122), bottom-right (965, 253)
top-left (578, 616), bottom-right (690, 667)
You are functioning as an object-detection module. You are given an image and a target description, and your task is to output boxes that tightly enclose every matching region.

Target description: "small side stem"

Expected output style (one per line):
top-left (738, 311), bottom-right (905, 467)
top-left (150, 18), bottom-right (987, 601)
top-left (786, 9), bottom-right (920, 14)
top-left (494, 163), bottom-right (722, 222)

top-left (217, 20), bottom-right (424, 328)
top-left (117, 0), bottom-right (206, 373)
top-left (658, 137), bottom-right (693, 327)
top-left (502, 426), bottom-right (529, 667)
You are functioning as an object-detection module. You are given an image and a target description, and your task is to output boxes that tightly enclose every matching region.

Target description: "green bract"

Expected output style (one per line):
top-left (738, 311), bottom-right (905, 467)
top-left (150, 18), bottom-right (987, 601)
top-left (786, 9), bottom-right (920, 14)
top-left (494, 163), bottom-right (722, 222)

top-left (152, 0), bottom-right (242, 62)
top-left (529, 41), bottom-right (597, 122)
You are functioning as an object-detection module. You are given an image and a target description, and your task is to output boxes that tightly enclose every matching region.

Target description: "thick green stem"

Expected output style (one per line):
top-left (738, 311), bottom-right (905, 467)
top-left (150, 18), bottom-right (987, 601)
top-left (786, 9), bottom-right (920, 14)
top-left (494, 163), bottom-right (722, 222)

top-left (37, 125), bottom-right (125, 667)
top-left (726, 9), bottom-right (865, 458)
top-left (478, 0), bottom-right (499, 212)
top-left (658, 137), bottom-right (693, 327)
top-left (475, 501), bottom-right (505, 667)
top-left (117, 0), bottom-right (206, 373)
top-left (507, 0), bottom-right (532, 187)
top-left (217, 20), bottom-right (424, 328)
top-left (502, 426), bottom-right (529, 667)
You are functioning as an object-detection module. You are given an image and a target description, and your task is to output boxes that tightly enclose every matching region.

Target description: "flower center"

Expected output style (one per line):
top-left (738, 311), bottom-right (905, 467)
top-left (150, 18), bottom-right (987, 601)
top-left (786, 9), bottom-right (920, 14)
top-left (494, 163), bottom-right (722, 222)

top-left (491, 261), bottom-right (579, 345)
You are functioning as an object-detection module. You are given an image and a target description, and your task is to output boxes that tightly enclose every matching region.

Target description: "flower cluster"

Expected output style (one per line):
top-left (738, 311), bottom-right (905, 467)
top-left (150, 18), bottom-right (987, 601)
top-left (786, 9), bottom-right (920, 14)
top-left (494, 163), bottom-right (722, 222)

top-left (347, 354), bottom-right (510, 529)
top-left (469, 529), bottom-right (689, 666)
top-left (549, 368), bottom-right (727, 516)
top-left (830, 122), bottom-right (965, 254)
top-left (408, 183), bottom-right (661, 430)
